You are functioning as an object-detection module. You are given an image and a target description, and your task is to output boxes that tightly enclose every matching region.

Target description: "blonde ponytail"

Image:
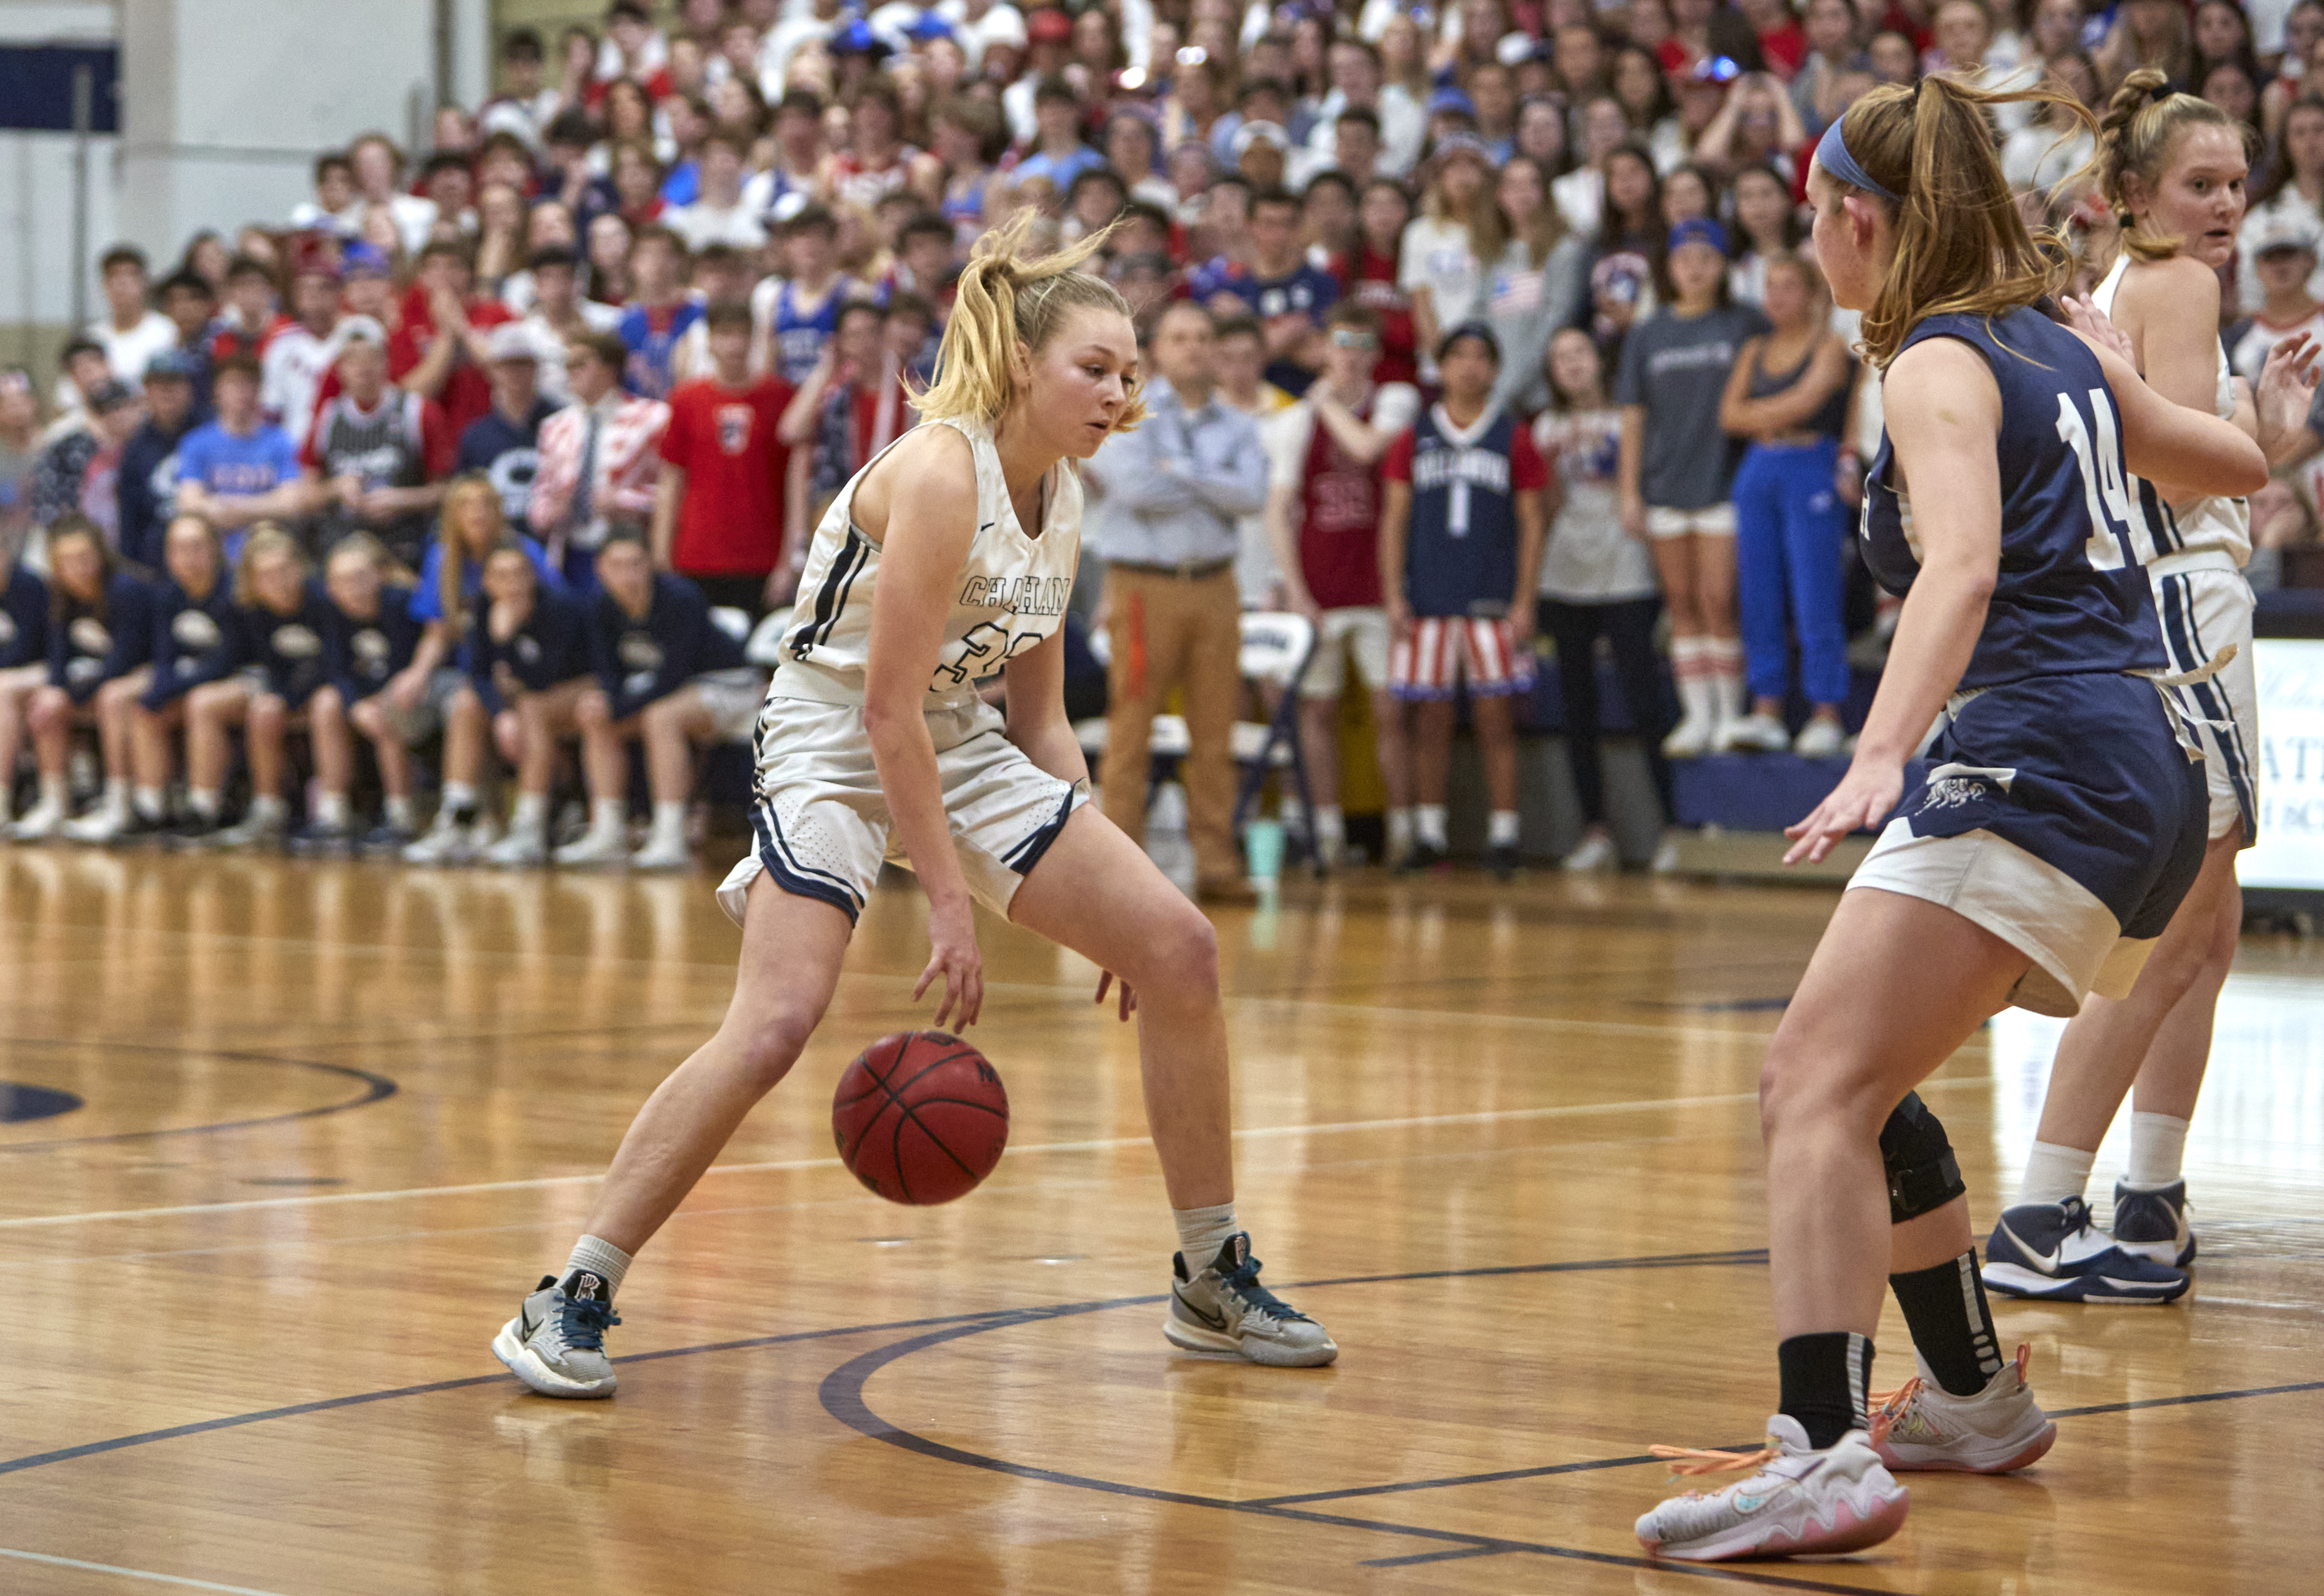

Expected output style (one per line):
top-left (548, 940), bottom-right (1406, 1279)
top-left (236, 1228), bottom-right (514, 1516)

top-left (1824, 72), bottom-right (2097, 367)
top-left (2099, 67), bottom-right (2254, 265)
top-left (914, 206), bottom-right (1145, 432)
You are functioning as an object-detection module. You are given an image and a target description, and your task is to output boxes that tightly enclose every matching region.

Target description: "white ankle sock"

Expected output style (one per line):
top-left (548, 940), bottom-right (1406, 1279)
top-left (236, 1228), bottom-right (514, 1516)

top-left (1173, 1202), bottom-right (1239, 1270)
top-left (2125, 1113), bottom-right (2190, 1189)
top-left (564, 1234), bottom-right (633, 1298)
top-left (511, 791), bottom-right (548, 832)
top-left (248, 794), bottom-right (287, 824)
top-left (1313, 804), bottom-right (1343, 844)
top-left (385, 794), bottom-right (417, 829)
top-left (1386, 807), bottom-right (1413, 854)
top-left (1415, 804), bottom-right (1447, 848)
top-left (38, 773), bottom-right (66, 809)
top-left (189, 787), bottom-right (221, 820)
top-left (102, 777), bottom-right (129, 816)
top-left (591, 796), bottom-right (626, 837)
top-left (2019, 1141), bottom-right (2095, 1208)
top-left (1487, 809), bottom-right (1520, 848)
top-left (650, 799), bottom-right (687, 845)
top-left (133, 786), bottom-right (166, 822)
top-left (441, 781), bottom-right (479, 818)
top-left (315, 790), bottom-right (349, 828)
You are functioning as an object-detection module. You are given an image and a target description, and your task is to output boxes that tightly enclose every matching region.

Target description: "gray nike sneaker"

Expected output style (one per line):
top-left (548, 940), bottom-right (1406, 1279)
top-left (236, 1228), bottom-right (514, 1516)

top-left (492, 1270), bottom-right (621, 1398)
top-left (1164, 1234), bottom-right (1337, 1367)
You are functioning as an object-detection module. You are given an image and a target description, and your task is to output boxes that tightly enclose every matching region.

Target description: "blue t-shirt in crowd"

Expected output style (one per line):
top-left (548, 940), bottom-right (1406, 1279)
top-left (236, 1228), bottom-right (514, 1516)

top-left (409, 533), bottom-right (562, 626)
top-left (1013, 144), bottom-right (1105, 193)
top-left (176, 419), bottom-right (299, 500)
top-left (617, 300), bottom-right (706, 400)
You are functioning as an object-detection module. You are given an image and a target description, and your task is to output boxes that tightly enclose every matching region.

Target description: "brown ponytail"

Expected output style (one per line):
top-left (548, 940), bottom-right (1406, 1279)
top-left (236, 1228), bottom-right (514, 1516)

top-left (2099, 66), bottom-right (2255, 265)
top-left (914, 206), bottom-right (1145, 433)
top-left (1822, 72), bottom-right (2098, 367)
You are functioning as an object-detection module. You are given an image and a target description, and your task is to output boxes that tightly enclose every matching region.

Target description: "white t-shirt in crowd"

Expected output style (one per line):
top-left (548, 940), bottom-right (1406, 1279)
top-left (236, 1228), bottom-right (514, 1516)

top-left (664, 200), bottom-right (771, 253)
top-left (2229, 305), bottom-right (2324, 386)
top-left (89, 311), bottom-right (178, 390)
top-left (1399, 215), bottom-right (1484, 375)
top-left (260, 320), bottom-right (350, 451)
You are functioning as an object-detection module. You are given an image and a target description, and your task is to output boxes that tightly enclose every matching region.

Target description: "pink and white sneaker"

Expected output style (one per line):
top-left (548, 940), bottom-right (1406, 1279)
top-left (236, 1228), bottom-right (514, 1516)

top-left (1635, 1415), bottom-right (1909, 1561)
top-left (1871, 1343), bottom-right (2057, 1474)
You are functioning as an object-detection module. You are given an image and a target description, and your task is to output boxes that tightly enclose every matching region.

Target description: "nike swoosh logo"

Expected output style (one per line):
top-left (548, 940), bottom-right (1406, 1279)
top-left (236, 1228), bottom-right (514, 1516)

top-left (1173, 1286), bottom-right (1229, 1332)
top-left (1998, 1218), bottom-right (2061, 1274)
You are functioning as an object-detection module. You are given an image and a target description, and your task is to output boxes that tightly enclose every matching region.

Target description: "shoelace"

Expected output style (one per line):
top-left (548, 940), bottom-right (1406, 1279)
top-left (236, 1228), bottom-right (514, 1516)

top-left (1649, 1442), bottom-right (1777, 1482)
top-left (555, 1294), bottom-right (621, 1352)
top-left (1868, 1342), bottom-right (2032, 1440)
top-left (1219, 1256), bottom-right (1312, 1323)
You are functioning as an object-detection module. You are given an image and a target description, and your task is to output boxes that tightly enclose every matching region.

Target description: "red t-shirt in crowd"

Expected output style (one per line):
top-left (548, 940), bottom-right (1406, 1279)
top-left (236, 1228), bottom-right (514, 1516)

top-left (1335, 245), bottom-right (1418, 387)
top-left (657, 373), bottom-right (796, 575)
top-left (386, 288), bottom-right (514, 437)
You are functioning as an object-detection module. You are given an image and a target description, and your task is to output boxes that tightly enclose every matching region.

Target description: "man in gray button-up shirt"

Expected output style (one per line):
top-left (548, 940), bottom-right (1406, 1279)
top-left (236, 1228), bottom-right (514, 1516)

top-left (1084, 303), bottom-right (1268, 902)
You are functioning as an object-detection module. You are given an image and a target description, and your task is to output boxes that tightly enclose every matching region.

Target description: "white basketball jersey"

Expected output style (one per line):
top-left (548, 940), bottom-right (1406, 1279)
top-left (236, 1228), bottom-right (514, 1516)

top-left (778, 415), bottom-right (1083, 705)
top-left (2092, 255), bottom-right (2251, 567)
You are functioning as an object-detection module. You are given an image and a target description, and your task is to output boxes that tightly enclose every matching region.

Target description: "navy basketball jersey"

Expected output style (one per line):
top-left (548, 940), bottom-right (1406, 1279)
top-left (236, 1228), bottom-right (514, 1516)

top-left (1400, 406), bottom-right (1536, 618)
top-left (773, 282), bottom-right (843, 386)
top-left (1861, 307), bottom-right (2166, 689)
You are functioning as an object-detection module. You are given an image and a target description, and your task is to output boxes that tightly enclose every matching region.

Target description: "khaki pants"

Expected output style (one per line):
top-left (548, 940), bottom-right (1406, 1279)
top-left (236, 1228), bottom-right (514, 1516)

top-left (1100, 567), bottom-right (1241, 884)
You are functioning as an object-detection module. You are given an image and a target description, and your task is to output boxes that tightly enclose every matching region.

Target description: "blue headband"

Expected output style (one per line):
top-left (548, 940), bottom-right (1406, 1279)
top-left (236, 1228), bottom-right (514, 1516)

top-left (1815, 116), bottom-right (1900, 205)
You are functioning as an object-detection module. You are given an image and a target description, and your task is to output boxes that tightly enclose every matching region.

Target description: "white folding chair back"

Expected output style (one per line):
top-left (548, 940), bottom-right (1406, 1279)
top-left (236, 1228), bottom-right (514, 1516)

top-left (1238, 611), bottom-right (1314, 688)
top-left (744, 608), bottom-right (794, 668)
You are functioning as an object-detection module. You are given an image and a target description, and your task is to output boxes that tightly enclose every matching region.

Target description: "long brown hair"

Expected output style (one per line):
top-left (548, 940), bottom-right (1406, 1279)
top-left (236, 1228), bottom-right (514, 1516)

top-left (437, 475), bottom-right (510, 634)
top-left (1823, 74), bottom-right (2098, 367)
top-left (2099, 66), bottom-right (2255, 264)
top-left (231, 523), bottom-right (308, 610)
top-left (914, 205), bottom-right (1144, 432)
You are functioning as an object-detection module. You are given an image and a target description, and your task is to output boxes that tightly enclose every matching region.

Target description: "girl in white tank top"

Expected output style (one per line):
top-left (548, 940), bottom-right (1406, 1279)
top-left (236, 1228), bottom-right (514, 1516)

top-left (487, 213), bottom-right (1340, 1405)
top-left (780, 414), bottom-right (1084, 705)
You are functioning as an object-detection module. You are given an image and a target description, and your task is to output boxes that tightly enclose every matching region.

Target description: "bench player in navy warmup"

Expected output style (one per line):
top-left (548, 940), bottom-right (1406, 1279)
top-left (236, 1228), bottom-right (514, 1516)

top-left (492, 213), bottom-right (1337, 1400)
top-left (1634, 75), bottom-right (2274, 1563)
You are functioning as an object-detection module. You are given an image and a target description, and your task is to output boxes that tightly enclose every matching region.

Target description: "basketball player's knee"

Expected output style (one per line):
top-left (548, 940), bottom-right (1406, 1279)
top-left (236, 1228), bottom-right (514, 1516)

top-left (726, 1003), bottom-right (817, 1090)
top-left (1142, 906), bottom-right (1220, 997)
top-left (576, 690), bottom-right (612, 729)
top-left (1878, 1092), bottom-right (1967, 1225)
top-left (249, 695), bottom-right (287, 732)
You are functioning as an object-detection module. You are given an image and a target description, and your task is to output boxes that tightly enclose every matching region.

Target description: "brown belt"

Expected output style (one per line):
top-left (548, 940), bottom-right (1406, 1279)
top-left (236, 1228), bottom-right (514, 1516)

top-left (1109, 557), bottom-right (1236, 581)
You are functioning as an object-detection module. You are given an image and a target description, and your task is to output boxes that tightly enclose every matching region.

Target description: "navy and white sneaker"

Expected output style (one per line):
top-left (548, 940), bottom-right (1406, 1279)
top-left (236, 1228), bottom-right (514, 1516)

top-left (493, 1270), bottom-right (621, 1398)
top-left (1982, 1197), bottom-right (2188, 1304)
top-left (1165, 1234), bottom-right (1337, 1366)
top-left (2112, 1179), bottom-right (2197, 1270)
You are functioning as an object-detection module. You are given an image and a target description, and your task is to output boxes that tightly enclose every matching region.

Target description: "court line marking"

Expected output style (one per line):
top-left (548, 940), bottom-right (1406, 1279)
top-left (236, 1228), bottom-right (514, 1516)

top-left (0, 1546), bottom-right (291, 1595)
top-left (0, 1038), bottom-right (395, 1154)
top-left (3, 1248), bottom-right (2314, 1591)
top-left (0, 1077), bottom-right (1996, 1230)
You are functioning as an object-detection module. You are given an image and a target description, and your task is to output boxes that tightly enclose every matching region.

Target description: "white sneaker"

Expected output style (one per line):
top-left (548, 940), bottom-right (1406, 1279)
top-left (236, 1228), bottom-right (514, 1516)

top-left (404, 816), bottom-right (482, 865)
top-left (1792, 717), bottom-right (1845, 758)
top-left (629, 834), bottom-right (693, 873)
top-left (1163, 1234), bottom-right (1337, 1367)
top-left (9, 798), bottom-right (67, 840)
top-left (1560, 831), bottom-right (1616, 872)
top-left (1636, 1416), bottom-right (1908, 1561)
top-left (62, 806), bottom-right (128, 844)
top-left (1714, 712), bottom-right (1789, 753)
top-left (554, 829), bottom-right (632, 868)
top-left (1870, 1344), bottom-right (2057, 1474)
top-left (484, 827), bottom-right (549, 868)
top-left (492, 1270), bottom-right (620, 1399)
top-left (1661, 713), bottom-right (1714, 759)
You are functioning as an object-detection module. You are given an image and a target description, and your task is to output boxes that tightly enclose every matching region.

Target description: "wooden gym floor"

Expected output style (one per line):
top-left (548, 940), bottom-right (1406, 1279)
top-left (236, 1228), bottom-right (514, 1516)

top-left (1, 847), bottom-right (2319, 1594)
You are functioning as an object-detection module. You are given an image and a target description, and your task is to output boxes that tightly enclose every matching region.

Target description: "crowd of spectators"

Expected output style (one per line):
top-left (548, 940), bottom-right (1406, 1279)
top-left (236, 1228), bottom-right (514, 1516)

top-left (3, 0), bottom-right (2324, 878)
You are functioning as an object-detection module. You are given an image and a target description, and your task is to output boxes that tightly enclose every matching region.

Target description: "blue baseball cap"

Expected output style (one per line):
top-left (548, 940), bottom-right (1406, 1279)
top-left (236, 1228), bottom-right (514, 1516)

top-left (1668, 217), bottom-right (1729, 256)
top-left (1428, 86), bottom-right (1477, 118)
top-left (341, 242), bottom-right (392, 278)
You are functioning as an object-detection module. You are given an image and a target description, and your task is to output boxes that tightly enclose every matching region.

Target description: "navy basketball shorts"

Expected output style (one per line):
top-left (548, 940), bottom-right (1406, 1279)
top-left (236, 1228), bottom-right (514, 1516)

top-left (1848, 672), bottom-right (2208, 1018)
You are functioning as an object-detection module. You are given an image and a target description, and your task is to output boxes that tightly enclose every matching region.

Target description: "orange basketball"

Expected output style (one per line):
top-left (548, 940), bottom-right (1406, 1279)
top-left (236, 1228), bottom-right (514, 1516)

top-left (831, 1030), bottom-right (1010, 1205)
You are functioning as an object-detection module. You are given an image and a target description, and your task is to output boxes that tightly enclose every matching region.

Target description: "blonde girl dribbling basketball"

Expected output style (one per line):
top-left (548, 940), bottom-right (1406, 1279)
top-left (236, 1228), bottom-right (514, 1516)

top-left (492, 211), bottom-right (1337, 1401)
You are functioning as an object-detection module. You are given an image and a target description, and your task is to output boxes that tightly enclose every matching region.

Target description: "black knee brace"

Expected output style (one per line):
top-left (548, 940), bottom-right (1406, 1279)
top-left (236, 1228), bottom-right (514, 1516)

top-left (1880, 1092), bottom-right (1967, 1225)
